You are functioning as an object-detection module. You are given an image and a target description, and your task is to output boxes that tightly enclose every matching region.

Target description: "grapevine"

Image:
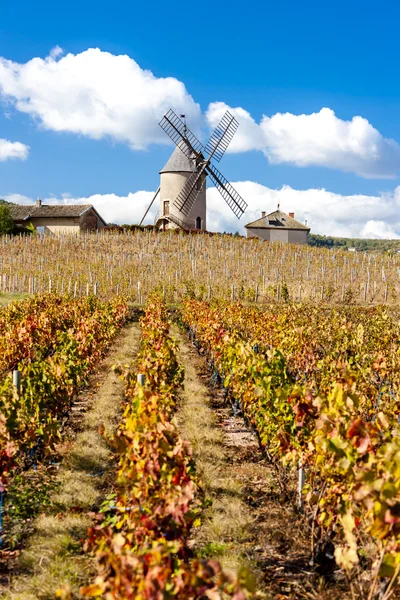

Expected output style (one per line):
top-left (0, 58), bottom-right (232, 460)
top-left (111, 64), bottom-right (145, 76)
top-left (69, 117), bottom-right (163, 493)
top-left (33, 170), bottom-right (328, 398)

top-left (82, 296), bottom-right (255, 599)
top-left (180, 299), bottom-right (400, 591)
top-left (0, 294), bottom-right (128, 487)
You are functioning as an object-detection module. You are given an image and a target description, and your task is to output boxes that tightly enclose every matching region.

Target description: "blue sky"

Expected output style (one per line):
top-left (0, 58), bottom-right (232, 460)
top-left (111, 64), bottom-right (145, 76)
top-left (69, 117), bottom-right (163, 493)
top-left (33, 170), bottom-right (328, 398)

top-left (1, 0), bottom-right (400, 237)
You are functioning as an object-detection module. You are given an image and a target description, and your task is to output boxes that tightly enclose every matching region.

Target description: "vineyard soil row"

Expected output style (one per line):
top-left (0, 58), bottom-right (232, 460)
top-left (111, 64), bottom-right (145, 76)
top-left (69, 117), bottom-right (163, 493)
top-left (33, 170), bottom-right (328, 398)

top-left (1, 319), bottom-right (141, 599)
top-left (175, 323), bottom-right (352, 599)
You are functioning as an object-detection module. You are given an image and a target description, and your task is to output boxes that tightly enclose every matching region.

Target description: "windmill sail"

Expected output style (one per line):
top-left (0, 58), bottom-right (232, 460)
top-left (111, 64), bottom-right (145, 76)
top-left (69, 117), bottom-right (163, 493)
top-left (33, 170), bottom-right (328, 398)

top-left (154, 107), bottom-right (248, 227)
top-left (204, 111), bottom-right (238, 163)
top-left (206, 163), bottom-right (248, 219)
top-left (174, 167), bottom-right (207, 216)
top-left (158, 109), bottom-right (203, 158)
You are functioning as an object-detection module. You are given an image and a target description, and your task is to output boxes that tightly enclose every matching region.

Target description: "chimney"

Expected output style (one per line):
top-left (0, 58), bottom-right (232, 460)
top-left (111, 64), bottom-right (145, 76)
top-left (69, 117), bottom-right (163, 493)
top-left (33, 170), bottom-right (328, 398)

top-left (36, 197), bottom-right (42, 207)
top-left (261, 211), bottom-right (266, 218)
top-left (289, 212), bottom-right (294, 218)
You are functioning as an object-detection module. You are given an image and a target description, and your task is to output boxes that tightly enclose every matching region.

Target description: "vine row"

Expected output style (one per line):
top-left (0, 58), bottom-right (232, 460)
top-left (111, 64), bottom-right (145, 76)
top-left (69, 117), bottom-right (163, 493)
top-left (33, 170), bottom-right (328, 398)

top-left (82, 296), bottom-right (255, 599)
top-left (180, 299), bottom-right (400, 595)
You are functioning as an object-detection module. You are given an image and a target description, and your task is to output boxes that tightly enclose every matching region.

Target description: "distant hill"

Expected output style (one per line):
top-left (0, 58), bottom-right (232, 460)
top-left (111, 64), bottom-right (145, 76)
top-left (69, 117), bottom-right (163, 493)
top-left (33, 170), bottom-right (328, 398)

top-left (309, 233), bottom-right (400, 253)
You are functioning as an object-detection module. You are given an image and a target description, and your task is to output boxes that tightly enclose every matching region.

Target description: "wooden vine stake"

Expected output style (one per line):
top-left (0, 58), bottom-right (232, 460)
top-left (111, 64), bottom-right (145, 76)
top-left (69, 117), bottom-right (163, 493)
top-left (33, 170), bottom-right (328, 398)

top-left (12, 370), bottom-right (21, 394)
top-left (298, 463), bottom-right (305, 511)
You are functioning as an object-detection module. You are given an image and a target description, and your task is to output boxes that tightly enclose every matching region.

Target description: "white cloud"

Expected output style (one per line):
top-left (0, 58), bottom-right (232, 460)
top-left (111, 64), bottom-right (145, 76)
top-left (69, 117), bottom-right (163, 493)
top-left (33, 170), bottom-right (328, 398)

top-left (5, 182), bottom-right (400, 239)
top-left (0, 138), bottom-right (29, 161)
top-left (360, 220), bottom-right (400, 239)
top-left (0, 48), bottom-right (201, 149)
top-left (206, 103), bottom-right (400, 179)
top-left (49, 46), bottom-right (64, 60)
top-left (1, 46), bottom-right (400, 179)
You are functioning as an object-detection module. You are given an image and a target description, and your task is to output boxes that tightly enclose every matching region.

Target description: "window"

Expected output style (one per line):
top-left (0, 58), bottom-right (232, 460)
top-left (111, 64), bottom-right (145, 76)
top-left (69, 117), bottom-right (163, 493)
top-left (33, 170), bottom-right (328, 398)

top-left (196, 216), bottom-right (201, 229)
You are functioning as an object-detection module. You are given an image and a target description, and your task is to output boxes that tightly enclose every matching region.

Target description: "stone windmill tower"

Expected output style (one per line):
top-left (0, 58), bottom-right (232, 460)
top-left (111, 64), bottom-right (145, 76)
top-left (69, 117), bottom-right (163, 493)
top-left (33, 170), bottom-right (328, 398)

top-left (140, 110), bottom-right (247, 231)
top-left (157, 142), bottom-right (206, 230)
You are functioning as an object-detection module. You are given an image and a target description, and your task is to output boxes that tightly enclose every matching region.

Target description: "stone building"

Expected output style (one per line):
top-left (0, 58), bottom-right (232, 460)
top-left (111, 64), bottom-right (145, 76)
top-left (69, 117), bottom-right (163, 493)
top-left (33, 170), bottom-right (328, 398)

top-left (154, 147), bottom-right (206, 231)
top-left (10, 199), bottom-right (107, 234)
top-left (245, 208), bottom-right (310, 244)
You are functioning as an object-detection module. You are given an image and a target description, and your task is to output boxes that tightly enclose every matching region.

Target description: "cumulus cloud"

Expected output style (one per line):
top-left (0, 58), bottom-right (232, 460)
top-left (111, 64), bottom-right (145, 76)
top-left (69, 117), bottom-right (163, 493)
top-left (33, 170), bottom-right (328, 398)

top-left (0, 138), bottom-right (29, 161)
top-left (360, 220), bottom-right (400, 239)
top-left (0, 48), bottom-right (201, 149)
top-left (6, 182), bottom-right (400, 239)
top-left (49, 46), bottom-right (64, 60)
top-left (1, 46), bottom-right (400, 179)
top-left (206, 103), bottom-right (400, 179)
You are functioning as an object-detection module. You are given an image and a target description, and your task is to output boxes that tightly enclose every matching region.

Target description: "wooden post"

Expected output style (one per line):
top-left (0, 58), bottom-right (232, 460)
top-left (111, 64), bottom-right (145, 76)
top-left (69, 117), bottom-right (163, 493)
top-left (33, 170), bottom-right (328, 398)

top-left (94, 283), bottom-right (98, 296)
top-left (298, 463), bottom-right (305, 510)
top-left (12, 370), bottom-right (21, 394)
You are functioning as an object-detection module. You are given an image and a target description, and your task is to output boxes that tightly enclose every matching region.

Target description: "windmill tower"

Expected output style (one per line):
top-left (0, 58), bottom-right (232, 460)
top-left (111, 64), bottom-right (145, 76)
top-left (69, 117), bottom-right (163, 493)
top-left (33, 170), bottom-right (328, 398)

top-left (140, 110), bottom-right (248, 230)
top-left (158, 142), bottom-right (206, 230)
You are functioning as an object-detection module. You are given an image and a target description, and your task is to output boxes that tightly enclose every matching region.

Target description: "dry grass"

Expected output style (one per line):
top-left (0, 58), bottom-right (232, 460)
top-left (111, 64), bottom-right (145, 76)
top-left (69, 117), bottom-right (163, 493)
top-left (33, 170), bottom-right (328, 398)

top-left (3, 320), bottom-right (141, 599)
top-left (173, 326), bottom-right (354, 599)
top-left (6, 514), bottom-right (93, 600)
top-left (0, 293), bottom-right (28, 306)
top-left (172, 325), bottom-right (255, 575)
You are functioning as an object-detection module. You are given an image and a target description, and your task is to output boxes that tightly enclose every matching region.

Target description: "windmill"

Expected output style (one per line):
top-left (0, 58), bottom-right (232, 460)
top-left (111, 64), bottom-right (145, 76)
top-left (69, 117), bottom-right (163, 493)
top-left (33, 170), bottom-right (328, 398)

top-left (139, 109), bottom-right (248, 230)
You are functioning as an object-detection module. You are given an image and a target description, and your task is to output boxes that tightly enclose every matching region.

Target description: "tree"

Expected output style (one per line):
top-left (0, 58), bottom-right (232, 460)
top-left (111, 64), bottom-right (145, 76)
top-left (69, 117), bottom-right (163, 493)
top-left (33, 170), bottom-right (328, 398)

top-left (0, 204), bottom-right (14, 234)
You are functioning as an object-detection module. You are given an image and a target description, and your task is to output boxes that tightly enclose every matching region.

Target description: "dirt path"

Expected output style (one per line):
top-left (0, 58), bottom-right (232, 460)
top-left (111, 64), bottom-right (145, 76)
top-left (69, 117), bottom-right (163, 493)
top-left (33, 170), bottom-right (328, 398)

top-left (2, 319), bottom-right (141, 600)
top-left (173, 325), bottom-right (346, 600)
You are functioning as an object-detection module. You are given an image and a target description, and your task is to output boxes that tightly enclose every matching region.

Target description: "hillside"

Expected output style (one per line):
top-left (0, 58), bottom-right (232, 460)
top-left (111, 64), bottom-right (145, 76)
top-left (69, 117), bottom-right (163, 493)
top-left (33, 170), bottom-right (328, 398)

top-left (0, 229), bottom-right (397, 304)
top-left (309, 232), bottom-right (400, 252)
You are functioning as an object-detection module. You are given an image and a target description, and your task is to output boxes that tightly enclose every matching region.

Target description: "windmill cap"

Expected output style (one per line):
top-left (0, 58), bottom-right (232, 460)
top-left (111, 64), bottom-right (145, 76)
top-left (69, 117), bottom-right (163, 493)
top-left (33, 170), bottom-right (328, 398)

top-left (160, 146), bottom-right (196, 174)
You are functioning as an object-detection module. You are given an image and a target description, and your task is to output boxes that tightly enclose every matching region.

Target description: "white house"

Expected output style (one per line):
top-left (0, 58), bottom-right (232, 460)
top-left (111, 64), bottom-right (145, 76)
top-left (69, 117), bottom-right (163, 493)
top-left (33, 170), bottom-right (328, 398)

top-left (245, 208), bottom-right (310, 244)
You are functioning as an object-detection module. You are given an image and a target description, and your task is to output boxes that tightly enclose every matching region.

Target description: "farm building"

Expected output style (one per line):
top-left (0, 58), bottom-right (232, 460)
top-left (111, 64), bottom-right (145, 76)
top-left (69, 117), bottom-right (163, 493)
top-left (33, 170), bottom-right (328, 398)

top-left (10, 199), bottom-right (107, 234)
top-left (245, 208), bottom-right (310, 244)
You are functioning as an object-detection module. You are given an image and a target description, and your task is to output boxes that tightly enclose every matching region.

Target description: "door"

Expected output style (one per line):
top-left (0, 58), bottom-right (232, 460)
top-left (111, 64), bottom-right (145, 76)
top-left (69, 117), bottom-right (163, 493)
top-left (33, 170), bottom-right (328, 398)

top-left (196, 216), bottom-right (201, 229)
top-left (163, 201), bottom-right (170, 216)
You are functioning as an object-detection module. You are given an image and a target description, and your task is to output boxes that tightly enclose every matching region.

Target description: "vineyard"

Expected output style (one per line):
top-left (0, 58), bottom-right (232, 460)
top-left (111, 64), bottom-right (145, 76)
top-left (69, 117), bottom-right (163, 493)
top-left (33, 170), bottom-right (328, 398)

top-left (180, 300), bottom-right (400, 598)
top-left (0, 230), bottom-right (400, 304)
top-left (1, 232), bottom-right (400, 599)
top-left (0, 294), bottom-right (128, 488)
